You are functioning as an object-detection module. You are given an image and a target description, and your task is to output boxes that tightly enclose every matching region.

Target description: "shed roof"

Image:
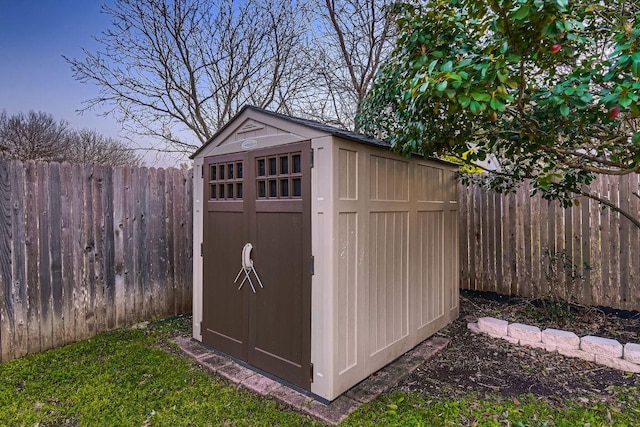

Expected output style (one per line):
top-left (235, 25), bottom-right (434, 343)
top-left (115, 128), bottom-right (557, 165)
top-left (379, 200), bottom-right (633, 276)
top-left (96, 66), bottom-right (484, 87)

top-left (189, 106), bottom-right (457, 167)
top-left (190, 105), bottom-right (392, 159)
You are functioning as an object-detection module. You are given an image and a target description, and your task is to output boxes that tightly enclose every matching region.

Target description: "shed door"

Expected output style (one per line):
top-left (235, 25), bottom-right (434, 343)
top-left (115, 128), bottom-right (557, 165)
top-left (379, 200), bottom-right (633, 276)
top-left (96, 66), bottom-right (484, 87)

top-left (202, 141), bottom-right (312, 390)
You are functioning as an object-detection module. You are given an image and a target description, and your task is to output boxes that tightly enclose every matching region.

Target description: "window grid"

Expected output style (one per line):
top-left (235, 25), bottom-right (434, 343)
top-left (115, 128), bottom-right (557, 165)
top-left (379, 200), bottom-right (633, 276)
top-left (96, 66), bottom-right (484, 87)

top-left (256, 152), bottom-right (302, 199)
top-left (208, 161), bottom-right (243, 200)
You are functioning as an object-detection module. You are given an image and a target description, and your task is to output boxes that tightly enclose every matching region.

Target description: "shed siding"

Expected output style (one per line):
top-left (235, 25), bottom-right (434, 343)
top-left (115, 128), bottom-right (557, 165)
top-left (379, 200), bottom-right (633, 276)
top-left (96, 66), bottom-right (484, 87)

top-left (417, 211), bottom-right (444, 326)
top-left (337, 212), bottom-right (358, 373)
top-left (323, 138), bottom-right (458, 400)
top-left (369, 211), bottom-right (410, 354)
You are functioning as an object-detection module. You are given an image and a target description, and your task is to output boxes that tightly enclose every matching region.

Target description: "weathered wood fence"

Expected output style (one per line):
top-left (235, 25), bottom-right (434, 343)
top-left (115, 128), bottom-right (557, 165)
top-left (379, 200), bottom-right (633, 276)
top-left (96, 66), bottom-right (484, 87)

top-left (459, 174), bottom-right (640, 311)
top-left (0, 160), bottom-right (193, 363)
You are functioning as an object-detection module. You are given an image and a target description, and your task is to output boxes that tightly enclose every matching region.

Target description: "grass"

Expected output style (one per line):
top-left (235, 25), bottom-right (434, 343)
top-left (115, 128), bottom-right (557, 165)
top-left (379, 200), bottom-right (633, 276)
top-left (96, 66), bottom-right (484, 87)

top-left (344, 391), bottom-right (640, 426)
top-left (0, 316), bottom-right (320, 427)
top-left (1, 316), bottom-right (638, 426)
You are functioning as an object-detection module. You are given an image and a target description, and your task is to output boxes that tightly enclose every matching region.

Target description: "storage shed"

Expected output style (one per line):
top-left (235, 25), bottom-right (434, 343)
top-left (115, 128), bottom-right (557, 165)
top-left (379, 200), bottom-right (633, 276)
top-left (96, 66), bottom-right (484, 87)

top-left (191, 106), bottom-right (459, 401)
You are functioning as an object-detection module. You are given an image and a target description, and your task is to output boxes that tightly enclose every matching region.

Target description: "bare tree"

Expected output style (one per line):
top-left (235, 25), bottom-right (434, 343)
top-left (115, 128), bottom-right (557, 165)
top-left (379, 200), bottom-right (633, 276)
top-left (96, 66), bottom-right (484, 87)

top-left (298, 0), bottom-right (395, 130)
top-left (0, 110), bottom-right (72, 162)
top-left (0, 110), bottom-right (141, 166)
top-left (66, 0), bottom-right (314, 155)
top-left (66, 129), bottom-right (142, 167)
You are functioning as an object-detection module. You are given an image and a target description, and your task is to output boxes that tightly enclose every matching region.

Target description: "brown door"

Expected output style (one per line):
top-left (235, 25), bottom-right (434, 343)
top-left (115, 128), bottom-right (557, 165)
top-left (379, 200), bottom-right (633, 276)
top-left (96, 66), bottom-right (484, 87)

top-left (202, 141), bottom-right (312, 390)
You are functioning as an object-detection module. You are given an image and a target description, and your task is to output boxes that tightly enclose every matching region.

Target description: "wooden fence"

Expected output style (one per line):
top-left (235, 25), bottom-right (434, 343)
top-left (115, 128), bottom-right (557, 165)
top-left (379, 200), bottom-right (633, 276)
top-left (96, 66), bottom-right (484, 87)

top-left (459, 174), bottom-right (640, 311)
top-left (0, 160), bottom-right (193, 363)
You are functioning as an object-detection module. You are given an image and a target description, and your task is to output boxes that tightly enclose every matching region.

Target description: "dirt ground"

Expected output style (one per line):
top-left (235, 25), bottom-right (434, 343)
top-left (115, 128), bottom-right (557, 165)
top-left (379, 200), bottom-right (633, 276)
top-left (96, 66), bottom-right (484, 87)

top-left (395, 291), bottom-right (640, 400)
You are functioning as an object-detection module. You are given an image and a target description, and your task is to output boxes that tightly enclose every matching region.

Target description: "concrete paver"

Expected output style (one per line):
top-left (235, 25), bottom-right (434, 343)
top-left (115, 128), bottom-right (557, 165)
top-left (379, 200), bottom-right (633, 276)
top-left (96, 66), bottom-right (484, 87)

top-left (174, 336), bottom-right (449, 425)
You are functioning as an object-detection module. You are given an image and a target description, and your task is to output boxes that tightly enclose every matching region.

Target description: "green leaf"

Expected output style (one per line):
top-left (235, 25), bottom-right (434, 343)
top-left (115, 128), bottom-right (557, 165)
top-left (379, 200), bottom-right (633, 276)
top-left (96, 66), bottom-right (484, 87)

top-left (620, 96), bottom-right (633, 107)
top-left (428, 60), bottom-right (438, 74)
top-left (512, 5), bottom-right (530, 20)
top-left (441, 61), bottom-right (453, 72)
top-left (436, 81), bottom-right (448, 91)
top-left (497, 70), bottom-right (509, 83)
top-left (458, 95), bottom-right (471, 107)
top-left (554, 0), bottom-right (568, 11)
top-left (471, 92), bottom-right (491, 102)
top-left (632, 59), bottom-right (640, 77)
top-left (560, 104), bottom-right (570, 117)
top-left (490, 97), bottom-right (506, 112)
top-left (469, 100), bottom-right (482, 115)
top-left (632, 132), bottom-right (640, 146)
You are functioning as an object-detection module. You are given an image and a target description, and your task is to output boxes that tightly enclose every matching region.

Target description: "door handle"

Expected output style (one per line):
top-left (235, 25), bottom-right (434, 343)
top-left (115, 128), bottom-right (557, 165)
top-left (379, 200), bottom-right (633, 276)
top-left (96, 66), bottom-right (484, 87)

top-left (233, 243), bottom-right (264, 293)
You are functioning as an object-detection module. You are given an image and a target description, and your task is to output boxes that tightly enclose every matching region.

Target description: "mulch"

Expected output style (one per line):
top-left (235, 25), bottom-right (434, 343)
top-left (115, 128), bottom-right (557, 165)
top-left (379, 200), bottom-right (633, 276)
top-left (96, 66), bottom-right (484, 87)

top-left (394, 291), bottom-right (640, 400)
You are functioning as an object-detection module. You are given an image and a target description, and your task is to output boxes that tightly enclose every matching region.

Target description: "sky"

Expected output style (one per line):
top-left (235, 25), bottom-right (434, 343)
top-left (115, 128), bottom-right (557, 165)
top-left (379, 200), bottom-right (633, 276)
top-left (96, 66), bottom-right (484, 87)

top-left (0, 1), bottom-right (187, 167)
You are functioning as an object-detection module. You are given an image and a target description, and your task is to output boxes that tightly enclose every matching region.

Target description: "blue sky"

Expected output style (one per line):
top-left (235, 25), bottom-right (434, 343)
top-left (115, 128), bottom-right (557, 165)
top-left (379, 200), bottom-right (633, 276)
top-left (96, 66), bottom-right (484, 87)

top-left (0, 1), bottom-right (184, 166)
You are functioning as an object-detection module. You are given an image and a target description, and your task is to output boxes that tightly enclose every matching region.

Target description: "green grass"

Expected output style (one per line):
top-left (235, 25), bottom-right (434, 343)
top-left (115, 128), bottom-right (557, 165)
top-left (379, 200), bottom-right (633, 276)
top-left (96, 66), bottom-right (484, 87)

top-left (0, 316), bottom-right (320, 426)
top-left (1, 317), bottom-right (638, 426)
top-left (343, 391), bottom-right (640, 426)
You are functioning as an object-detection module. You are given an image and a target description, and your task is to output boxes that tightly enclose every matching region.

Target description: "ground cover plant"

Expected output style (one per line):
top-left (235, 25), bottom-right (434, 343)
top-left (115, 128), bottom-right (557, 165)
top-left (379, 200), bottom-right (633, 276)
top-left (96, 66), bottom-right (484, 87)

top-left (1, 295), bottom-right (638, 426)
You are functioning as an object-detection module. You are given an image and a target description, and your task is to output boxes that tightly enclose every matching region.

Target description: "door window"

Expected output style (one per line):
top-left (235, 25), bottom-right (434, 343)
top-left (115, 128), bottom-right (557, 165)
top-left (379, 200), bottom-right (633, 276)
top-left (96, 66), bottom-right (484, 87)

top-left (255, 152), bottom-right (302, 199)
top-left (208, 161), bottom-right (243, 200)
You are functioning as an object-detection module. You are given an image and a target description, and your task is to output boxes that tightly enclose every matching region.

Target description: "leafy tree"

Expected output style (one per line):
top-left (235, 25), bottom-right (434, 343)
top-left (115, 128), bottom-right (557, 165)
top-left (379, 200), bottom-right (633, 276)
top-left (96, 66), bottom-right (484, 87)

top-left (358, 0), bottom-right (640, 227)
top-left (0, 110), bottom-right (141, 166)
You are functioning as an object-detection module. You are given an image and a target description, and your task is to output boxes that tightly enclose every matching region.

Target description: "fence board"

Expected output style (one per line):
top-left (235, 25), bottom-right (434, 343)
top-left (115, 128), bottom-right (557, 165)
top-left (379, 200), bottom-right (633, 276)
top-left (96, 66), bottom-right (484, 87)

top-left (113, 167), bottom-right (126, 327)
top-left (609, 177), bottom-right (621, 308)
top-left (466, 186), bottom-right (475, 289)
top-left (165, 170), bottom-right (176, 316)
top-left (460, 174), bottom-right (640, 310)
top-left (71, 163), bottom-right (85, 342)
top-left (183, 172), bottom-right (194, 314)
top-left (589, 182), bottom-right (602, 307)
top-left (25, 161), bottom-right (40, 354)
top-left (128, 166), bottom-right (141, 324)
top-left (0, 160), bottom-right (12, 362)
top-left (11, 161), bottom-right (27, 359)
top-left (37, 162), bottom-right (53, 351)
top-left (619, 174), bottom-right (631, 307)
top-left (48, 163), bottom-right (65, 350)
top-left (631, 175), bottom-right (640, 304)
top-left (0, 160), bottom-right (193, 363)
top-left (60, 163), bottom-right (75, 345)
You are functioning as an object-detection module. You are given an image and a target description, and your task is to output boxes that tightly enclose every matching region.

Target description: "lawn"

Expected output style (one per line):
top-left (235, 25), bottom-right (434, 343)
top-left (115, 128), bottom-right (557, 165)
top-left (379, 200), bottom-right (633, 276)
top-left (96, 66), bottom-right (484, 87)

top-left (1, 315), bottom-right (638, 426)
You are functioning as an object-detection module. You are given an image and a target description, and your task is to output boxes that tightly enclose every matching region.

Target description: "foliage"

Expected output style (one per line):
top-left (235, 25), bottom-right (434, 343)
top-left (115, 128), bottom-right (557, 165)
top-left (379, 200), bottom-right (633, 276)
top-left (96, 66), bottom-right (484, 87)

top-left (0, 110), bottom-right (141, 166)
top-left (358, 0), bottom-right (640, 227)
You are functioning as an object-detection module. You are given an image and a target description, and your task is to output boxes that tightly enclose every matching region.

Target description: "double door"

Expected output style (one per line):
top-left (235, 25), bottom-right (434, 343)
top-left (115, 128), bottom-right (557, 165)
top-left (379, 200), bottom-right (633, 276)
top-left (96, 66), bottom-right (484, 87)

top-left (202, 141), bottom-right (312, 389)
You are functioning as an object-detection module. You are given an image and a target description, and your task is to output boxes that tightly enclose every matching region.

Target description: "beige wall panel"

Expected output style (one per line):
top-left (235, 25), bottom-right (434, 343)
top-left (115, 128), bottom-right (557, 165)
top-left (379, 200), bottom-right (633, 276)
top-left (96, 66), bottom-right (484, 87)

top-left (417, 165), bottom-right (444, 202)
top-left (336, 212), bottom-right (358, 374)
top-left (310, 137), bottom-right (335, 399)
top-left (417, 211), bottom-right (445, 327)
top-left (369, 156), bottom-right (409, 201)
top-left (192, 159), bottom-right (204, 341)
top-left (368, 211), bottom-right (409, 355)
top-left (338, 149), bottom-right (358, 200)
top-left (447, 169), bottom-right (459, 202)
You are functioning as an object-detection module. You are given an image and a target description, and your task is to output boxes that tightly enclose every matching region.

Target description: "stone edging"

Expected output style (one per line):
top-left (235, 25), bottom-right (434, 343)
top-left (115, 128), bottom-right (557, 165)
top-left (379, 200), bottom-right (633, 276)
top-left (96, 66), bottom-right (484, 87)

top-left (468, 317), bottom-right (640, 374)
